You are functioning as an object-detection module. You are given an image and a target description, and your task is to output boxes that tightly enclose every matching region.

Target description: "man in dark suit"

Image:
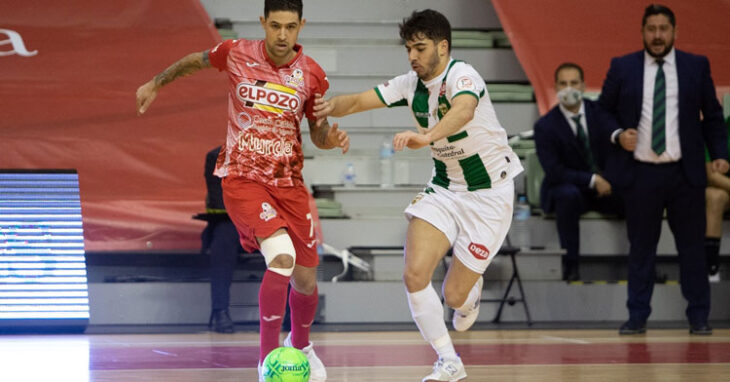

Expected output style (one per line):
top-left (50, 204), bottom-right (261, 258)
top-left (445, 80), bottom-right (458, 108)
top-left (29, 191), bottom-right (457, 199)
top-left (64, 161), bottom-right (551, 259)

top-left (201, 146), bottom-right (243, 333)
top-left (534, 63), bottom-right (623, 281)
top-left (599, 4), bottom-right (729, 335)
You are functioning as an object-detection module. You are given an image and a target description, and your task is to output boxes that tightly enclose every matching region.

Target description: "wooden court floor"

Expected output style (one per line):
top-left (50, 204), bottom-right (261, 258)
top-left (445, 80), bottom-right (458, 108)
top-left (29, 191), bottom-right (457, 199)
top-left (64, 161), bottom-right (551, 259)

top-left (1, 329), bottom-right (728, 381)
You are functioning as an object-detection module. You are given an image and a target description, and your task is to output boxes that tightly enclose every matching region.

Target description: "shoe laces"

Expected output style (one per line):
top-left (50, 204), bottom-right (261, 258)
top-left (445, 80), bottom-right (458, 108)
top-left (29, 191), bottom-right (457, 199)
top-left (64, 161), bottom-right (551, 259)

top-left (433, 358), bottom-right (459, 376)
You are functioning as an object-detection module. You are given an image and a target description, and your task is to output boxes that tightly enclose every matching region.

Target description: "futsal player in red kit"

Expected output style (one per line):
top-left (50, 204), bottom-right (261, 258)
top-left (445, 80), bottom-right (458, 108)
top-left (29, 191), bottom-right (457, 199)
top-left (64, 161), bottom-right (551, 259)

top-left (135, 1), bottom-right (348, 380)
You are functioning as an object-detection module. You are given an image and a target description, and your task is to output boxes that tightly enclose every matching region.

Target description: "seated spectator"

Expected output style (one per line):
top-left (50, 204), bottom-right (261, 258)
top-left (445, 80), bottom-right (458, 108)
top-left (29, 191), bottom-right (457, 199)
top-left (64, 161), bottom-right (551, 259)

top-left (534, 62), bottom-right (623, 281)
top-left (704, 116), bottom-right (730, 279)
top-left (200, 146), bottom-right (243, 333)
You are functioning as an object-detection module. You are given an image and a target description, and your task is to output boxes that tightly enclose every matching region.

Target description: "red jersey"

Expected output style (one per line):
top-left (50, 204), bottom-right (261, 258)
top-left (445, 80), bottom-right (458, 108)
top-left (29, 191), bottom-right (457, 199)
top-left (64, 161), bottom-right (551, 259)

top-left (208, 39), bottom-right (328, 187)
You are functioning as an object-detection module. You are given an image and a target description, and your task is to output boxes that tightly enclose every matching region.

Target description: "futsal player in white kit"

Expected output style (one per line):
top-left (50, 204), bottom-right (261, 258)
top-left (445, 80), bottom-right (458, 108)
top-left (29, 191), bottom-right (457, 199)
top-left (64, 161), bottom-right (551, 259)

top-left (313, 9), bottom-right (522, 382)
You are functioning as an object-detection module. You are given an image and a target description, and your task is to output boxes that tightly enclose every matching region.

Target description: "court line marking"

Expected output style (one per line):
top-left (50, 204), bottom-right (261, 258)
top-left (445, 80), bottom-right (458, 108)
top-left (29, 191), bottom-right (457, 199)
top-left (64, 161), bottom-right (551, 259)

top-left (540, 336), bottom-right (592, 344)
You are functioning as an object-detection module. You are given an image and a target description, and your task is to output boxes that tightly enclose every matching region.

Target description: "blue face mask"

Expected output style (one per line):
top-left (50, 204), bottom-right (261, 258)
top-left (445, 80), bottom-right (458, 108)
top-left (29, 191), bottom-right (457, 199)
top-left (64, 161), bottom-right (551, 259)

top-left (557, 86), bottom-right (582, 108)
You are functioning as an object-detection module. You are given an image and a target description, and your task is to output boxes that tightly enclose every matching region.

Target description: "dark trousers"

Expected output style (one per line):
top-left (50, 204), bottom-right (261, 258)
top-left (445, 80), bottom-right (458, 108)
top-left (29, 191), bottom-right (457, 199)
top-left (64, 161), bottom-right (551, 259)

top-left (623, 162), bottom-right (709, 324)
top-left (552, 183), bottom-right (623, 261)
top-left (207, 220), bottom-right (241, 311)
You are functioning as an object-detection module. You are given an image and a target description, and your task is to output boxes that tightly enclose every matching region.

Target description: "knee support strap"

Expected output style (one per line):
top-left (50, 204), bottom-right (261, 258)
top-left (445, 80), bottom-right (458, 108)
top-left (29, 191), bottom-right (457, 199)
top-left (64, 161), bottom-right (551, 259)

top-left (259, 233), bottom-right (296, 277)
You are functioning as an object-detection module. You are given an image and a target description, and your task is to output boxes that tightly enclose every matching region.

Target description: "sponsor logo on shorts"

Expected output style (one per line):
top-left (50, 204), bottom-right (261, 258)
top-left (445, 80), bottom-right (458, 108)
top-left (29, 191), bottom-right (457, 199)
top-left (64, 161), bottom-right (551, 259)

top-left (259, 202), bottom-right (277, 222)
top-left (468, 242), bottom-right (490, 260)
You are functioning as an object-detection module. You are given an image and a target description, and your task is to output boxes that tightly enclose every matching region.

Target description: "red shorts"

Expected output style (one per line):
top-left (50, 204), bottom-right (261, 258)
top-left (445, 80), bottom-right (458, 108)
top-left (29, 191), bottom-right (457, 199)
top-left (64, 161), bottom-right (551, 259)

top-left (221, 177), bottom-right (319, 267)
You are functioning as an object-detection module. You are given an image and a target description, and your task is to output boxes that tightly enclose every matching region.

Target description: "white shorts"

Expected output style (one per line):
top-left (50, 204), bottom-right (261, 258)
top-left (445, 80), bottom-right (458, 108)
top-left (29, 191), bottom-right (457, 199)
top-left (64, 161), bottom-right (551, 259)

top-left (404, 180), bottom-right (514, 274)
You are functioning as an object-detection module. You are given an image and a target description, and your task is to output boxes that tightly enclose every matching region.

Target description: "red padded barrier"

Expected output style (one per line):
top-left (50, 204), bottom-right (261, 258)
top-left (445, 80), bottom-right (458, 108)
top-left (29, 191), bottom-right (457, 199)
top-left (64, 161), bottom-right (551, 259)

top-left (0, 1), bottom-right (228, 250)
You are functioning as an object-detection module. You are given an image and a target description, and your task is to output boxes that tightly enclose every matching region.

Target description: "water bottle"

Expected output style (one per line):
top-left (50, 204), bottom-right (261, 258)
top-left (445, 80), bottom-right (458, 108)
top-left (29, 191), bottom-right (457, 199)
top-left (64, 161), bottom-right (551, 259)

top-left (342, 162), bottom-right (356, 188)
top-left (379, 139), bottom-right (394, 188)
top-left (511, 195), bottom-right (531, 250)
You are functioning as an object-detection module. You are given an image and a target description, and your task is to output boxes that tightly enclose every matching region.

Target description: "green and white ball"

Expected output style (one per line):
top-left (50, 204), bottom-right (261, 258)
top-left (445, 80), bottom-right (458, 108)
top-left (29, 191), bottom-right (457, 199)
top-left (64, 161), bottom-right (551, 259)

top-left (262, 347), bottom-right (310, 382)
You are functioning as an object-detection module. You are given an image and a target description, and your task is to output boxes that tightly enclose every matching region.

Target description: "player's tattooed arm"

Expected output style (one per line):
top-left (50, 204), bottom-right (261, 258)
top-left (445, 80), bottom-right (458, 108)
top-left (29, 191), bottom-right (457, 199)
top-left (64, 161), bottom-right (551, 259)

top-left (153, 51), bottom-right (212, 88)
top-left (308, 119), bottom-right (350, 154)
top-left (136, 51), bottom-right (211, 115)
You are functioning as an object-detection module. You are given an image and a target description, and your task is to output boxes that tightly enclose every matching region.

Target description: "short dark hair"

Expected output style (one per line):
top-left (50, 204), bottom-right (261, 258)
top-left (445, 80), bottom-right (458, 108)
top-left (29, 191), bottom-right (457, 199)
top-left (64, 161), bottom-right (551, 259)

top-left (642, 4), bottom-right (675, 27)
top-left (264, 0), bottom-right (303, 19)
top-left (554, 62), bottom-right (584, 82)
top-left (399, 9), bottom-right (452, 52)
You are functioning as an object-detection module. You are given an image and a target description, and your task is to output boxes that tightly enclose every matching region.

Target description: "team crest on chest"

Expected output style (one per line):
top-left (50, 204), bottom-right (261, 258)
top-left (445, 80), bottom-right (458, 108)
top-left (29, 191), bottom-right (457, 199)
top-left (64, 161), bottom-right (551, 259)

top-left (284, 68), bottom-right (304, 88)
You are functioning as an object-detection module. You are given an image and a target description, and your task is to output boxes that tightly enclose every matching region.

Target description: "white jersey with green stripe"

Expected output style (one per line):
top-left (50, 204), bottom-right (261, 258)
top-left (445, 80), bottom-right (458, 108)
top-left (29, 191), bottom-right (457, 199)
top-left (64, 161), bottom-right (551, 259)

top-left (374, 58), bottom-right (522, 192)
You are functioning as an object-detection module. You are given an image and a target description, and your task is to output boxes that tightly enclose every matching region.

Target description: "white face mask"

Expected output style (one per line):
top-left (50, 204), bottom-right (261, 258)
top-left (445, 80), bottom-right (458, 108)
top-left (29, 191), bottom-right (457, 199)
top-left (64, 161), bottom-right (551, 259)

top-left (557, 86), bottom-right (583, 108)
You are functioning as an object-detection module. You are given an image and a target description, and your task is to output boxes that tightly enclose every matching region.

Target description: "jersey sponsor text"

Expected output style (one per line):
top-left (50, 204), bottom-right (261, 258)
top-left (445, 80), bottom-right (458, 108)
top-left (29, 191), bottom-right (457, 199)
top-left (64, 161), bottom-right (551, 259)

top-left (236, 82), bottom-right (301, 112)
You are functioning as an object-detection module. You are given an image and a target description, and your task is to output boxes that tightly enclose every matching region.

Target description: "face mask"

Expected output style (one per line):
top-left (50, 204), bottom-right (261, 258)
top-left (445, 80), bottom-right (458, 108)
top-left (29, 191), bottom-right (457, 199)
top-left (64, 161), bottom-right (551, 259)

top-left (557, 86), bottom-right (583, 108)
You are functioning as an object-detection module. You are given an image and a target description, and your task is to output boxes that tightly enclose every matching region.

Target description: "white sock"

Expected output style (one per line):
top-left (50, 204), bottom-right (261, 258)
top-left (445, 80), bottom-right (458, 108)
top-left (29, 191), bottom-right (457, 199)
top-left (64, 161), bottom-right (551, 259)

top-left (407, 284), bottom-right (458, 360)
top-left (455, 279), bottom-right (482, 314)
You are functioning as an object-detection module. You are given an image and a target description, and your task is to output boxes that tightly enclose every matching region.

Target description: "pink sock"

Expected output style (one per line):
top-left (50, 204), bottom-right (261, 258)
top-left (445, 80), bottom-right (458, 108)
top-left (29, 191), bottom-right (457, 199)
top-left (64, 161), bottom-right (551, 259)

top-left (289, 286), bottom-right (319, 349)
top-left (258, 270), bottom-right (290, 363)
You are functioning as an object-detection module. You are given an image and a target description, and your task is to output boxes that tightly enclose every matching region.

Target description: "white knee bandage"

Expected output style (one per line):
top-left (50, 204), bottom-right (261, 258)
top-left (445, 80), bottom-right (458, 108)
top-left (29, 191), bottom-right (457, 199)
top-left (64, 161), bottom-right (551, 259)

top-left (259, 234), bottom-right (296, 277)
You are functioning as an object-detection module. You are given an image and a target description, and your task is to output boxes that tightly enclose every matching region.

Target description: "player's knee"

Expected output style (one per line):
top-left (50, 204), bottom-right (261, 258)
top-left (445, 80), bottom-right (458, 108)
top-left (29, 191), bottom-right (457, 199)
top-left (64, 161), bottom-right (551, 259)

top-left (260, 233), bottom-right (296, 277)
top-left (291, 276), bottom-right (316, 295)
top-left (403, 268), bottom-right (430, 292)
top-left (268, 254), bottom-right (294, 269)
top-left (442, 288), bottom-right (467, 309)
top-left (706, 187), bottom-right (729, 211)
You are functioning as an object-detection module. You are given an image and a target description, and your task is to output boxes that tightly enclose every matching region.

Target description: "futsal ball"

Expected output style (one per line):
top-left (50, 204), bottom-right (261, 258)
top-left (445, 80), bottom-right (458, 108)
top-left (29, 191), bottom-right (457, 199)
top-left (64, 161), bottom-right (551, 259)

top-left (262, 347), bottom-right (310, 382)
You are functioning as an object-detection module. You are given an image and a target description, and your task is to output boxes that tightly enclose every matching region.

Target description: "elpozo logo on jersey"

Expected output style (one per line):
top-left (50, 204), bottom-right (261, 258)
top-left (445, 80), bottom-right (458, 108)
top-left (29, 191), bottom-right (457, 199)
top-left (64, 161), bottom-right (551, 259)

top-left (236, 82), bottom-right (301, 114)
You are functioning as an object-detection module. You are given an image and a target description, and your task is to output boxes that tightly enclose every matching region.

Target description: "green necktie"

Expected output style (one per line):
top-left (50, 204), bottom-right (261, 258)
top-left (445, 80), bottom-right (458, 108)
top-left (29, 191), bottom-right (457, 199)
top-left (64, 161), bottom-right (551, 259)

top-left (572, 115), bottom-right (596, 172)
top-left (652, 59), bottom-right (666, 155)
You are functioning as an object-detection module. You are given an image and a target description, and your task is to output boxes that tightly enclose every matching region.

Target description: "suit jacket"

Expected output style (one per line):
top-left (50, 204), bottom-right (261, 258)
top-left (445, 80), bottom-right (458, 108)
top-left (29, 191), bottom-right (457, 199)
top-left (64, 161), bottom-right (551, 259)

top-left (534, 99), bottom-right (620, 213)
top-left (598, 49), bottom-right (727, 188)
top-left (205, 146), bottom-right (225, 210)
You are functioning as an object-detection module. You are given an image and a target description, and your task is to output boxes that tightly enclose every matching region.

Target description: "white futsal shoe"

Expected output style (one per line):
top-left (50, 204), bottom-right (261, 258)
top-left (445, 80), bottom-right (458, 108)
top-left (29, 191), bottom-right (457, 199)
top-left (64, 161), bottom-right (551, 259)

top-left (284, 332), bottom-right (327, 381)
top-left (257, 362), bottom-right (265, 382)
top-left (452, 276), bottom-right (483, 332)
top-left (422, 356), bottom-right (467, 382)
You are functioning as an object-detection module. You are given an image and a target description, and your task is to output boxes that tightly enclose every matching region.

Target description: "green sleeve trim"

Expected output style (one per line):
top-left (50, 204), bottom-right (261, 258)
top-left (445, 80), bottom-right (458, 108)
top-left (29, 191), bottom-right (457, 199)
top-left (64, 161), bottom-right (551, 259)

top-left (374, 87), bottom-right (387, 105)
top-left (374, 87), bottom-right (407, 108)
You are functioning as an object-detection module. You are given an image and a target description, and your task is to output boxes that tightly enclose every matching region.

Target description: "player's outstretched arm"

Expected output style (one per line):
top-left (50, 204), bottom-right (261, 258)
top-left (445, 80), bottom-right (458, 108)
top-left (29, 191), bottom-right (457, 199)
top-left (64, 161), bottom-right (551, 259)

top-left (312, 89), bottom-right (385, 126)
top-left (136, 51), bottom-right (212, 115)
top-left (393, 94), bottom-right (477, 151)
top-left (308, 119), bottom-right (350, 154)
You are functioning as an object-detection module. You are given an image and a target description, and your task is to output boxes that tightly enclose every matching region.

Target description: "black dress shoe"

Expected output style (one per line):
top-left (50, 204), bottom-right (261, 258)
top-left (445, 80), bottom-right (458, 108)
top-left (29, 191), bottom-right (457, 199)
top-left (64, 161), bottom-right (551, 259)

top-left (618, 320), bottom-right (646, 335)
top-left (565, 268), bottom-right (580, 282)
top-left (562, 261), bottom-right (580, 282)
top-left (689, 323), bottom-right (713, 335)
top-left (209, 309), bottom-right (235, 333)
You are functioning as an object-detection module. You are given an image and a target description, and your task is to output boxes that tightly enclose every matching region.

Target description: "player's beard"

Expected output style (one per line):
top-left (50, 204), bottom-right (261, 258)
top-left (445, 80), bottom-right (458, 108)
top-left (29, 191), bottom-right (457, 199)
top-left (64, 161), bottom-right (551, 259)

top-left (417, 50), bottom-right (442, 80)
top-left (644, 37), bottom-right (674, 58)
